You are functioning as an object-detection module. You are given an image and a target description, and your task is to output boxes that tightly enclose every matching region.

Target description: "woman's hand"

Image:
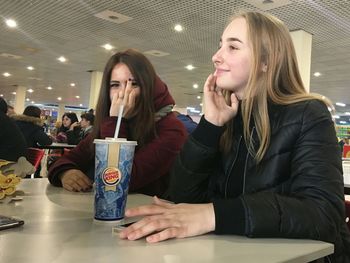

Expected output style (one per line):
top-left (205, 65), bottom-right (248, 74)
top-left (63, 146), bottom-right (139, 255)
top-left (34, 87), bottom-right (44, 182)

top-left (203, 74), bottom-right (239, 126)
top-left (69, 122), bottom-right (80, 131)
top-left (119, 196), bottom-right (215, 243)
top-left (60, 169), bottom-right (92, 192)
top-left (110, 80), bottom-right (138, 119)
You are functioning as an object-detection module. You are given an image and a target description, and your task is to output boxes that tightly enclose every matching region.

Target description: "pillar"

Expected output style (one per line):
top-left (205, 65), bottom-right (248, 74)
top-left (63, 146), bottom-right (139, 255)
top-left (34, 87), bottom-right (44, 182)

top-left (290, 30), bottom-right (312, 92)
top-left (89, 71), bottom-right (103, 110)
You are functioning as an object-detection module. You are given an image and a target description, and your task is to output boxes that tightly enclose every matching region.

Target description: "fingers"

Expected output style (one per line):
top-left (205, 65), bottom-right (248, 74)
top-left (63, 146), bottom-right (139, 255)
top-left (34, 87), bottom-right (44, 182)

top-left (204, 74), bottom-right (216, 93)
top-left (120, 217), bottom-right (179, 242)
top-left (146, 227), bottom-right (180, 243)
top-left (125, 203), bottom-right (167, 217)
top-left (61, 170), bottom-right (92, 192)
top-left (152, 196), bottom-right (174, 208)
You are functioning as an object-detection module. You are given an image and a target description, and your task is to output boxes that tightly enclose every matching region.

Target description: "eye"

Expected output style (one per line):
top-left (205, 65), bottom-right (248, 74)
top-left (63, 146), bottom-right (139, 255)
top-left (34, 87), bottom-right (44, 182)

top-left (229, 45), bottom-right (238, 50)
top-left (110, 83), bottom-right (120, 88)
top-left (131, 81), bottom-right (139, 86)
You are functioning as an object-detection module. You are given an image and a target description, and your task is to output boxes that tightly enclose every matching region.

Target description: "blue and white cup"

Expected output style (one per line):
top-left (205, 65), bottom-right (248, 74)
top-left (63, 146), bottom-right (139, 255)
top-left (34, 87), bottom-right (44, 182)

top-left (93, 138), bottom-right (137, 222)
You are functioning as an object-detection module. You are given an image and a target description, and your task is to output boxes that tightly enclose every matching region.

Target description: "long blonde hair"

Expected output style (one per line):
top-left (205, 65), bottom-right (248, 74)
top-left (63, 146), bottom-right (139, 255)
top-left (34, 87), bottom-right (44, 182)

top-left (220, 11), bottom-right (332, 162)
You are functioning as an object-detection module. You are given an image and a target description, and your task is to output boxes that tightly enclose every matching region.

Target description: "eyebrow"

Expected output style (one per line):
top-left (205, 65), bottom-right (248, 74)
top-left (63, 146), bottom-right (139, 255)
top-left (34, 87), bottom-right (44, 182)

top-left (220, 37), bottom-right (243, 44)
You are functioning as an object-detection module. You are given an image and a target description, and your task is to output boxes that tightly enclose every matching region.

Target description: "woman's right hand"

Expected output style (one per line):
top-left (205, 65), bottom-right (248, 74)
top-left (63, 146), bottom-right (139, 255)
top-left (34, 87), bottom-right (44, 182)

top-left (203, 74), bottom-right (239, 126)
top-left (109, 80), bottom-right (138, 119)
top-left (60, 169), bottom-right (92, 192)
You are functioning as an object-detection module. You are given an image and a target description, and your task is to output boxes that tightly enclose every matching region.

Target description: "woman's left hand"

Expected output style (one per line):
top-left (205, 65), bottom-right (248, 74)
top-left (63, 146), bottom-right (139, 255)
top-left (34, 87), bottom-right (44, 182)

top-left (119, 196), bottom-right (215, 243)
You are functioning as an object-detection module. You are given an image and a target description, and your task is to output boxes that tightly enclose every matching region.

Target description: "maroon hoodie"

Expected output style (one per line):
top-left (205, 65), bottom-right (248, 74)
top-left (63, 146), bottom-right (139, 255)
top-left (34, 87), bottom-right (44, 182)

top-left (48, 77), bottom-right (187, 197)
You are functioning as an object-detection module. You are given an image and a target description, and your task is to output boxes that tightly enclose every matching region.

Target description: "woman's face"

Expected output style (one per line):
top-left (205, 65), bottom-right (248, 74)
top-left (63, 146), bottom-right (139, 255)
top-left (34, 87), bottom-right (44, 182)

top-left (212, 17), bottom-right (252, 99)
top-left (109, 63), bottom-right (141, 101)
top-left (62, 116), bottom-right (72, 127)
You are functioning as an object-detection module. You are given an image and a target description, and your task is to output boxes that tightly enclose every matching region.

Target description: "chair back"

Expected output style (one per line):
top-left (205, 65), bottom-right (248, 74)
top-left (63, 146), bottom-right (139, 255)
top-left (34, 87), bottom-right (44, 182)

top-left (26, 148), bottom-right (45, 170)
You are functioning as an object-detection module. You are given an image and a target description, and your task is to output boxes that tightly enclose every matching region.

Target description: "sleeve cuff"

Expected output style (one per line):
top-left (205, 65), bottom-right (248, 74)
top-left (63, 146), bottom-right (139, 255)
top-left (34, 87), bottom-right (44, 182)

top-left (213, 198), bottom-right (246, 235)
top-left (191, 116), bottom-right (225, 148)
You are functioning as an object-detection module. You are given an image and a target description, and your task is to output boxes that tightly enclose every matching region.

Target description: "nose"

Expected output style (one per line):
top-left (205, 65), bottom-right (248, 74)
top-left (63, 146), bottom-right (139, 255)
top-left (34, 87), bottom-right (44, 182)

top-left (212, 48), bottom-right (223, 66)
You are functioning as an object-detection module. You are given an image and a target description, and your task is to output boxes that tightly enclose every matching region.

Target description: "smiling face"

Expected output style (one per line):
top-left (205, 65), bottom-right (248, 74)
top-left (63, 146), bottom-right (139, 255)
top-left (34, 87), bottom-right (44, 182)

top-left (212, 17), bottom-right (252, 99)
top-left (109, 63), bottom-right (141, 101)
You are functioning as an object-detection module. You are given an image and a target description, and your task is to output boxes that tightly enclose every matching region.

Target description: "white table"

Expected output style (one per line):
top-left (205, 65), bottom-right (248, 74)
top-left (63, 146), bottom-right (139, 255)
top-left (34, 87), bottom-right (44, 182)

top-left (0, 179), bottom-right (334, 263)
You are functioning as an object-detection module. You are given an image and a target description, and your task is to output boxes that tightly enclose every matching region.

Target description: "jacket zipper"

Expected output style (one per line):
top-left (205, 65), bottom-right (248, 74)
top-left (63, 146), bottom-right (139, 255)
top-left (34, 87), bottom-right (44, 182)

top-left (242, 127), bottom-right (255, 194)
top-left (224, 136), bottom-right (242, 198)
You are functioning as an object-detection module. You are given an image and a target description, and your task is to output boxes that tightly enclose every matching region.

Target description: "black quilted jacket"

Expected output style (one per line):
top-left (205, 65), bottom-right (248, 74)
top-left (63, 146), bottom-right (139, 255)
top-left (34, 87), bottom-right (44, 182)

top-left (169, 100), bottom-right (350, 262)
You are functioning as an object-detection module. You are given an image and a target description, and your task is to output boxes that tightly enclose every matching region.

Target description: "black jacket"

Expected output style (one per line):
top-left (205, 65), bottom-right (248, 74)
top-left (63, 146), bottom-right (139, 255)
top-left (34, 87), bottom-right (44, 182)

top-left (13, 115), bottom-right (52, 148)
top-left (170, 100), bottom-right (350, 262)
top-left (0, 112), bottom-right (26, 161)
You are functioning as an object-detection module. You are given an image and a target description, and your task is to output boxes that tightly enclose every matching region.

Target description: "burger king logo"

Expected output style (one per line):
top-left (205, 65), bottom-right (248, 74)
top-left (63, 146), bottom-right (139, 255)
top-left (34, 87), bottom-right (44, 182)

top-left (102, 167), bottom-right (121, 186)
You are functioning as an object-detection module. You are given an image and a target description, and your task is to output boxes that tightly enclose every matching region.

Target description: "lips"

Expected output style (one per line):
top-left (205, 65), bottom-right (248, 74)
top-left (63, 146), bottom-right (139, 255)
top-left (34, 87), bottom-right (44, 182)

top-left (215, 68), bottom-right (229, 76)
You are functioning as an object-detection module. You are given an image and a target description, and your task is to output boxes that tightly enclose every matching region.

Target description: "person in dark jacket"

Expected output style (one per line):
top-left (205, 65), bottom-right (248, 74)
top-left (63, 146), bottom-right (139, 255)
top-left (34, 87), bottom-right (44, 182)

top-left (173, 111), bottom-right (197, 134)
top-left (119, 12), bottom-right (350, 262)
top-left (66, 112), bottom-right (94, 145)
top-left (48, 49), bottom-right (187, 197)
top-left (13, 105), bottom-right (52, 147)
top-left (55, 112), bottom-right (79, 143)
top-left (0, 97), bottom-right (26, 161)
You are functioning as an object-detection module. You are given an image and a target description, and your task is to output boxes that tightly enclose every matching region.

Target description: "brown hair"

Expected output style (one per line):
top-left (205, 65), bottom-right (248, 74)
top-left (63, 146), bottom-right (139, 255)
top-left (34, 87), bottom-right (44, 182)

top-left (92, 49), bottom-right (156, 147)
top-left (220, 11), bottom-right (332, 162)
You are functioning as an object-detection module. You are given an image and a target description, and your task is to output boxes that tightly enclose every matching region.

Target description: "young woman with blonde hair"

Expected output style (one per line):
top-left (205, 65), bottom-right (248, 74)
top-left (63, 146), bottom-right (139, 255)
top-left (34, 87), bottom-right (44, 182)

top-left (119, 12), bottom-right (350, 262)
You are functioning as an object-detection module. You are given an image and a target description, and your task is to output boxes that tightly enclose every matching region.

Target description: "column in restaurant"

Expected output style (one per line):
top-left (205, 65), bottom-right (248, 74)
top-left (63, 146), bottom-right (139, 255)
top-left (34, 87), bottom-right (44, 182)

top-left (89, 71), bottom-right (103, 110)
top-left (57, 103), bottom-right (65, 121)
top-left (290, 30), bottom-right (312, 92)
top-left (14, 86), bottom-right (26, 114)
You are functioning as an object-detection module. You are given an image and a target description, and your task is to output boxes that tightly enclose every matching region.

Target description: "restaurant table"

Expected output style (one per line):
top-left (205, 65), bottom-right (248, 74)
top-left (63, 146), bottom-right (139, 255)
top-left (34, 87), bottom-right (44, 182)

top-left (0, 179), bottom-right (334, 263)
top-left (38, 142), bottom-right (77, 150)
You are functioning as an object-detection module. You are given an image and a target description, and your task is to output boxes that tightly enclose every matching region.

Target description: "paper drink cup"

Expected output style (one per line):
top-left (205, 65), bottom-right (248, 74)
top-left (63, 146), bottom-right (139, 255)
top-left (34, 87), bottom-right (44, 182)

top-left (93, 138), bottom-right (137, 221)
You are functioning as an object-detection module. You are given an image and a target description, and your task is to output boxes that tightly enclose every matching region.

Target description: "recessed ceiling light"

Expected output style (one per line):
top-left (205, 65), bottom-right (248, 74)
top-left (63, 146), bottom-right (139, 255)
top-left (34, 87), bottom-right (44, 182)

top-left (70, 83), bottom-right (75, 87)
top-left (313, 72), bottom-right (321, 77)
top-left (57, 97), bottom-right (62, 101)
top-left (79, 104), bottom-right (83, 107)
top-left (75, 95), bottom-right (80, 99)
top-left (193, 83), bottom-right (199, 89)
top-left (336, 102), bottom-right (346, 107)
top-left (0, 94), bottom-right (3, 97)
top-left (27, 66), bottom-right (34, 70)
top-left (200, 103), bottom-right (203, 106)
top-left (174, 24), bottom-right (183, 32)
top-left (12, 92), bottom-right (16, 95)
top-left (57, 56), bottom-right (67, 63)
top-left (47, 86), bottom-right (53, 90)
top-left (102, 44), bottom-right (114, 50)
top-left (185, 65), bottom-right (195, 70)
top-left (27, 89), bottom-right (34, 93)
top-left (31, 101), bottom-right (35, 104)
top-left (26, 98), bottom-right (30, 101)
top-left (5, 19), bottom-right (17, 28)
top-left (197, 95), bottom-right (201, 99)
top-left (3, 72), bottom-right (11, 77)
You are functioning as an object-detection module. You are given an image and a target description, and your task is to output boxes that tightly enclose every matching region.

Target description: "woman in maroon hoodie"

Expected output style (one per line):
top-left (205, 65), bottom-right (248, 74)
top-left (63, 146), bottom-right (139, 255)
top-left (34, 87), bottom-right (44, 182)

top-left (48, 49), bottom-right (187, 197)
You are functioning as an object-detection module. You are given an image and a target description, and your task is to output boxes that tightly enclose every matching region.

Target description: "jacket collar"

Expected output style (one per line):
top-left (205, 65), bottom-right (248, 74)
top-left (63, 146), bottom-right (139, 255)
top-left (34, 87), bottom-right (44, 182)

top-left (12, 114), bottom-right (43, 126)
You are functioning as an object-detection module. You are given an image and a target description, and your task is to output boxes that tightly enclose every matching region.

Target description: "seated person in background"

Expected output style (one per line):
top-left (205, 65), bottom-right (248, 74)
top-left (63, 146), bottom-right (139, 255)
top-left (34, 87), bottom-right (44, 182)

top-left (118, 11), bottom-right (350, 262)
top-left (0, 97), bottom-right (26, 161)
top-left (173, 111), bottom-right (198, 134)
top-left (48, 49), bottom-right (187, 197)
top-left (55, 113), bottom-right (79, 143)
top-left (13, 105), bottom-right (53, 147)
top-left (66, 112), bottom-right (94, 145)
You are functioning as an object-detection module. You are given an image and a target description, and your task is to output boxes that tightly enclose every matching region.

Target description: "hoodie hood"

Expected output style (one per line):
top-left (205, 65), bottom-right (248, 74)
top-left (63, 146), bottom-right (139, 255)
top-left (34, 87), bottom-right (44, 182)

top-left (12, 114), bottom-right (43, 126)
top-left (153, 76), bottom-right (175, 112)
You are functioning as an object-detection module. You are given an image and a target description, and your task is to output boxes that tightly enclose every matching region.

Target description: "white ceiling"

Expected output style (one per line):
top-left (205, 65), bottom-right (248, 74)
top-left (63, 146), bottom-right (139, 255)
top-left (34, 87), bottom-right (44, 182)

top-left (0, 0), bottom-right (350, 122)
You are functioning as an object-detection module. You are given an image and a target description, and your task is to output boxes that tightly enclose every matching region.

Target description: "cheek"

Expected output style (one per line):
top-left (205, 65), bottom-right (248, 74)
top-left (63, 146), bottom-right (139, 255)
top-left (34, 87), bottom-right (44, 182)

top-left (110, 89), bottom-right (117, 100)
